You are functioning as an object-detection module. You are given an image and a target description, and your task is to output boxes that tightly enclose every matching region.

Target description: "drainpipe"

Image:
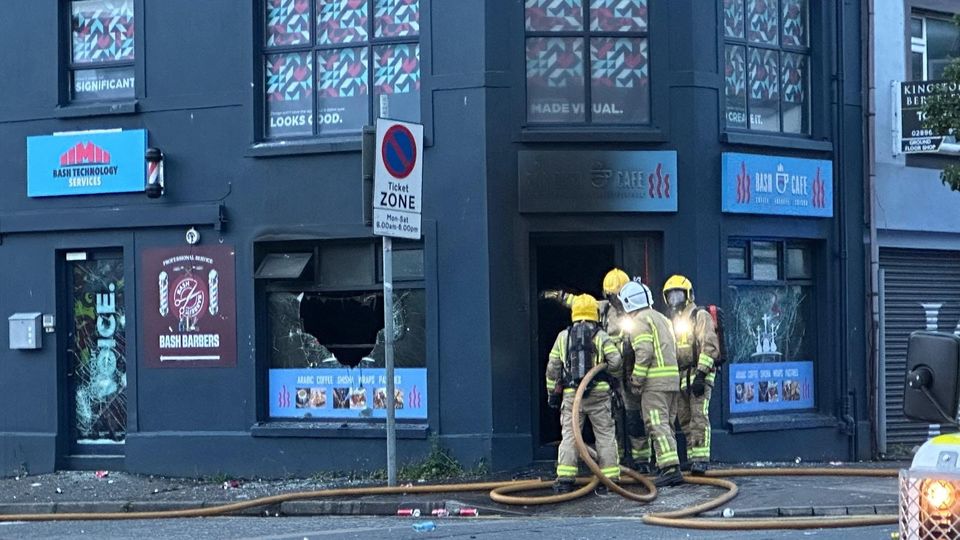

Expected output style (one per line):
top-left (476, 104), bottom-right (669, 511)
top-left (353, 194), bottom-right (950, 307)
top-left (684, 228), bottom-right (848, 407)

top-left (865, 0), bottom-right (880, 459)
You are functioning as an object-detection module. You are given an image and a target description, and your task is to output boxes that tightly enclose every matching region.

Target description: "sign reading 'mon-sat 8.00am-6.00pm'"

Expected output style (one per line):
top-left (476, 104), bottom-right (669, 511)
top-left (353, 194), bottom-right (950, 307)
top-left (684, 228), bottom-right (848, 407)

top-left (374, 118), bottom-right (423, 240)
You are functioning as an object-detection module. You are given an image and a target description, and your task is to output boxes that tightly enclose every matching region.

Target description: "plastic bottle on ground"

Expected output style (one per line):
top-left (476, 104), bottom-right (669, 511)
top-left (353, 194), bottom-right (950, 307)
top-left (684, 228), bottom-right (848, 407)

top-left (412, 521), bottom-right (436, 532)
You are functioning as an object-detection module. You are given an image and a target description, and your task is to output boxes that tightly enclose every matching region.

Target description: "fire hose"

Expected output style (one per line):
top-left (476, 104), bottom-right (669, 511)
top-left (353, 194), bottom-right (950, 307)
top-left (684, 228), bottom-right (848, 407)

top-left (0, 363), bottom-right (899, 530)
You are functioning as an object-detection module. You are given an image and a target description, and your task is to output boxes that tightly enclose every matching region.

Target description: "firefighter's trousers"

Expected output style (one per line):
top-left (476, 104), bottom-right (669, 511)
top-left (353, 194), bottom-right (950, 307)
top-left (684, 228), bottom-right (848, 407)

top-left (620, 386), bottom-right (649, 463)
top-left (637, 390), bottom-right (680, 469)
top-left (678, 384), bottom-right (712, 463)
top-left (557, 391), bottom-right (620, 480)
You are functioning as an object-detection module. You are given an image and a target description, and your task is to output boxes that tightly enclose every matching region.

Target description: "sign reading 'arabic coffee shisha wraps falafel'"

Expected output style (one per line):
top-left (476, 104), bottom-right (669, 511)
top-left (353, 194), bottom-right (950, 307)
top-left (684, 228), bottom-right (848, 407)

top-left (141, 245), bottom-right (237, 368)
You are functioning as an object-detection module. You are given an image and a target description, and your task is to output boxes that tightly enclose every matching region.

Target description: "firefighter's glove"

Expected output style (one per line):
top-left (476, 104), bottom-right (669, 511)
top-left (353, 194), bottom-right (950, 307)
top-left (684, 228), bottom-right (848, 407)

top-left (539, 290), bottom-right (561, 301)
top-left (609, 377), bottom-right (621, 393)
top-left (690, 371), bottom-right (707, 398)
top-left (547, 392), bottom-right (561, 409)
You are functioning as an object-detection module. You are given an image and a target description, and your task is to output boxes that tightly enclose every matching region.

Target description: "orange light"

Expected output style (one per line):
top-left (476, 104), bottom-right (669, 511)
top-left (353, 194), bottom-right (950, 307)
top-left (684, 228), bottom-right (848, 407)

top-left (925, 480), bottom-right (955, 511)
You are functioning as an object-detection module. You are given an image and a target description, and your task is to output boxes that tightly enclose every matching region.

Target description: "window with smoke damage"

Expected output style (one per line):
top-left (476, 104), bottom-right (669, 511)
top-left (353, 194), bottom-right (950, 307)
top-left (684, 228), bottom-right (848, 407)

top-left (725, 239), bottom-right (818, 415)
top-left (258, 239), bottom-right (427, 421)
top-left (67, 0), bottom-right (136, 102)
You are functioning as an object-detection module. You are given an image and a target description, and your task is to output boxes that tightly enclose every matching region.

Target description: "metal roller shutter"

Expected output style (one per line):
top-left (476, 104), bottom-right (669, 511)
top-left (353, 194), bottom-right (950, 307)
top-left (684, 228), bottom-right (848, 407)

top-left (880, 248), bottom-right (960, 457)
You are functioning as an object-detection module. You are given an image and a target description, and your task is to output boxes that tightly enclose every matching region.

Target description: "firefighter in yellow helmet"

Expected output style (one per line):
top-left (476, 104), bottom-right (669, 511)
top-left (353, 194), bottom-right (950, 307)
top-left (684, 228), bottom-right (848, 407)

top-left (540, 268), bottom-right (647, 470)
top-left (544, 294), bottom-right (623, 493)
top-left (662, 275), bottom-right (720, 475)
top-left (618, 281), bottom-right (683, 487)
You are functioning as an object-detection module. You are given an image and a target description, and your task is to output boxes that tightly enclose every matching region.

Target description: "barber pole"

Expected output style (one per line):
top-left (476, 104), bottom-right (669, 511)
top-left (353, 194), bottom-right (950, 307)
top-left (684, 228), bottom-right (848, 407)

top-left (158, 271), bottom-right (169, 317)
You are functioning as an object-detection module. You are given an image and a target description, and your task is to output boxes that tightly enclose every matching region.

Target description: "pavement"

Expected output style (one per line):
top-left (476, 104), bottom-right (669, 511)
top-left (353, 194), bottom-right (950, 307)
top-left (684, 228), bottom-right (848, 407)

top-left (0, 461), bottom-right (905, 521)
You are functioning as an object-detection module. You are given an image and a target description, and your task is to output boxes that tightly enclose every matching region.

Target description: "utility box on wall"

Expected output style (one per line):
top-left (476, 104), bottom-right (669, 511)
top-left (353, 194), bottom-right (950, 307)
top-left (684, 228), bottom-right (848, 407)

top-left (9, 313), bottom-right (42, 349)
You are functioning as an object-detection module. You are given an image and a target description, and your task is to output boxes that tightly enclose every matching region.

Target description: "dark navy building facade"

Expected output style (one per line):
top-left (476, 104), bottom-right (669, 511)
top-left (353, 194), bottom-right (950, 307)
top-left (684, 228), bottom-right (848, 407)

top-left (0, 0), bottom-right (867, 478)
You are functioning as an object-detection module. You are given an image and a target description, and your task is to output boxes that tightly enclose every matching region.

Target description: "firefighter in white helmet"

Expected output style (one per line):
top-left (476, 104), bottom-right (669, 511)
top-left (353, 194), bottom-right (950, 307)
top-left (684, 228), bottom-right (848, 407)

top-left (544, 294), bottom-right (623, 493)
top-left (618, 281), bottom-right (683, 487)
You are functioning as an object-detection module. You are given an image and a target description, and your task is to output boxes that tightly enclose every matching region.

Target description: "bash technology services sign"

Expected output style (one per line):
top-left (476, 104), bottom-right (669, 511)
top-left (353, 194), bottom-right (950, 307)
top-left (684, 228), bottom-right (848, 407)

top-left (141, 245), bottom-right (237, 368)
top-left (27, 129), bottom-right (146, 197)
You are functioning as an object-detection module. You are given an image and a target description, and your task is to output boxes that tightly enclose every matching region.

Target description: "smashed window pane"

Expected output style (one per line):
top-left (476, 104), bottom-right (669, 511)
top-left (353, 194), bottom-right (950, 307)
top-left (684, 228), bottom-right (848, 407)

top-left (269, 289), bottom-right (425, 369)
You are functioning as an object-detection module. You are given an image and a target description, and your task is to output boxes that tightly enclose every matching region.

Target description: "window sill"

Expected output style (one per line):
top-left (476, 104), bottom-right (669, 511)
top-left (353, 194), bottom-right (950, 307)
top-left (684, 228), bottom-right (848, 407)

top-left (250, 421), bottom-right (429, 439)
top-left (726, 412), bottom-right (838, 434)
top-left (246, 138), bottom-right (362, 158)
top-left (722, 132), bottom-right (833, 152)
top-left (55, 100), bottom-right (138, 119)
top-left (518, 127), bottom-right (667, 143)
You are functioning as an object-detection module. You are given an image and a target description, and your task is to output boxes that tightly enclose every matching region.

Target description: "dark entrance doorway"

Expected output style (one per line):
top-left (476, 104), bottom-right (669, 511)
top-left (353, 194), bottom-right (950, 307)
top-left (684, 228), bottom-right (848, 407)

top-left (61, 250), bottom-right (127, 466)
top-left (531, 235), bottom-right (660, 459)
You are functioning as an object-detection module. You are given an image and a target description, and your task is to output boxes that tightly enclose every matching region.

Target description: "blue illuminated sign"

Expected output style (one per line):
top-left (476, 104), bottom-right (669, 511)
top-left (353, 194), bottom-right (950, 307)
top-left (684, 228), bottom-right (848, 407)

top-left (269, 368), bottom-right (428, 420)
top-left (729, 361), bottom-right (815, 414)
top-left (27, 129), bottom-right (146, 197)
top-left (722, 152), bottom-right (833, 217)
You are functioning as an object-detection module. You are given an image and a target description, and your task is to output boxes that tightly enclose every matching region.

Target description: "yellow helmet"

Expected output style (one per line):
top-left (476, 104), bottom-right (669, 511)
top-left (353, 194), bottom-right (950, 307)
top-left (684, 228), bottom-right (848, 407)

top-left (602, 268), bottom-right (630, 295)
top-left (663, 274), bottom-right (694, 307)
top-left (571, 294), bottom-right (600, 323)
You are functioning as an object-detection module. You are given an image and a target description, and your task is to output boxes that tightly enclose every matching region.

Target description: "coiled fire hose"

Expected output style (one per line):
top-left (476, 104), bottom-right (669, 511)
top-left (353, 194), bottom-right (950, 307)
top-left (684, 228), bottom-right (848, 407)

top-left (569, 363), bottom-right (899, 530)
top-left (0, 363), bottom-right (899, 530)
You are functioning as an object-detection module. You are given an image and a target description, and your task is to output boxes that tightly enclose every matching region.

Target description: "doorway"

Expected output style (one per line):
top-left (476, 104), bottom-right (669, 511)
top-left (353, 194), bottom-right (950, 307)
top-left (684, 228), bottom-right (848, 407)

top-left (531, 234), bottom-right (660, 458)
top-left (62, 250), bottom-right (127, 459)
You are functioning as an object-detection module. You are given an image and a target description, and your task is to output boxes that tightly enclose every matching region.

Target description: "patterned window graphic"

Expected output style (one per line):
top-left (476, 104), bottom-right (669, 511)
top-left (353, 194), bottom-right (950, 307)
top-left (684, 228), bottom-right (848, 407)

top-left (70, 0), bottom-right (135, 102)
top-left (525, 0), bottom-right (650, 125)
top-left (263, 0), bottom-right (420, 139)
top-left (723, 0), bottom-right (809, 134)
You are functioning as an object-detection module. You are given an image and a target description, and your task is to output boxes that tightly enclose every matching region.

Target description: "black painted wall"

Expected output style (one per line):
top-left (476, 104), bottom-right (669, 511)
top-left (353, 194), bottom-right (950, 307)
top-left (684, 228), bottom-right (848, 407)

top-left (0, 0), bottom-right (866, 479)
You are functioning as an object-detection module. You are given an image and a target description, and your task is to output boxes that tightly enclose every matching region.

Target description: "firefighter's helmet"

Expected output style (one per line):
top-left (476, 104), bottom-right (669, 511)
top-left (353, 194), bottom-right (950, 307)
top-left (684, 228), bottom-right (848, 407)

top-left (602, 268), bottom-right (630, 295)
top-left (663, 274), bottom-right (695, 309)
top-left (571, 294), bottom-right (600, 323)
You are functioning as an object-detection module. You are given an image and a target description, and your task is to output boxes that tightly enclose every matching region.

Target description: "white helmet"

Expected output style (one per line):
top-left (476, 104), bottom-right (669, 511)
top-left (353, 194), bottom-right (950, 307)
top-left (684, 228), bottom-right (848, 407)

top-left (618, 281), bottom-right (654, 313)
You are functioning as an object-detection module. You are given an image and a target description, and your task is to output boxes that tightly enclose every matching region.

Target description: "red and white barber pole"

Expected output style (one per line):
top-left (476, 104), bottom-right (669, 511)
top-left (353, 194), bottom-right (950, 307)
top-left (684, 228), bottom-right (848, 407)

top-left (145, 147), bottom-right (164, 198)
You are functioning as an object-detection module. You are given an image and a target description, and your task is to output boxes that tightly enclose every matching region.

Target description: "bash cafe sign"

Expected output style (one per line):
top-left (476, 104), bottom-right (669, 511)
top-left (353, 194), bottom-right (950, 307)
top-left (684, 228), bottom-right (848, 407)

top-left (141, 246), bottom-right (237, 368)
top-left (27, 129), bottom-right (146, 197)
top-left (721, 153), bottom-right (833, 217)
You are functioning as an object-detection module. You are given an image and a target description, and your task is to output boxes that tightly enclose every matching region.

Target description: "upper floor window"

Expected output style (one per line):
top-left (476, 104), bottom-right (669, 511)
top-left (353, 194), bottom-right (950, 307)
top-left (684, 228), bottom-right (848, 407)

top-left (69, 0), bottom-right (135, 102)
top-left (263, 0), bottom-right (421, 140)
top-left (911, 13), bottom-right (960, 81)
top-left (723, 0), bottom-right (809, 134)
top-left (524, 0), bottom-right (650, 125)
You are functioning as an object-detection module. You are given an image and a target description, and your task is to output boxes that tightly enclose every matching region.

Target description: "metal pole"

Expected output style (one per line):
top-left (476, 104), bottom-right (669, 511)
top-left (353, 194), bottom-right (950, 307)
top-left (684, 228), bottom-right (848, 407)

top-left (383, 236), bottom-right (397, 486)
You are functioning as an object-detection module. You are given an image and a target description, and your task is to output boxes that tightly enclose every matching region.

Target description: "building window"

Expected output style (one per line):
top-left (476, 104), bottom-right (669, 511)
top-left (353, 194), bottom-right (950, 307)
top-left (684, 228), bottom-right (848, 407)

top-left (727, 239), bottom-right (817, 414)
top-left (911, 13), bottom-right (960, 81)
top-left (262, 0), bottom-right (421, 140)
top-left (723, 0), bottom-right (810, 134)
top-left (260, 240), bottom-right (427, 421)
top-left (524, 0), bottom-right (650, 125)
top-left (69, 0), bottom-right (136, 102)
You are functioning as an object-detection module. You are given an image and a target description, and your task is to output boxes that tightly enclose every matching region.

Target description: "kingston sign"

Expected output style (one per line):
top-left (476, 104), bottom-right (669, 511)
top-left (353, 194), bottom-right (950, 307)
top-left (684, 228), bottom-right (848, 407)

top-left (27, 129), bottom-right (146, 197)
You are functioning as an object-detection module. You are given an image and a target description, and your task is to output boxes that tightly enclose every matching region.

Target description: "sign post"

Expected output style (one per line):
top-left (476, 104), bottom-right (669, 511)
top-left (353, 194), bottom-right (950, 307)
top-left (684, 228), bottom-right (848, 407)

top-left (373, 118), bottom-right (423, 486)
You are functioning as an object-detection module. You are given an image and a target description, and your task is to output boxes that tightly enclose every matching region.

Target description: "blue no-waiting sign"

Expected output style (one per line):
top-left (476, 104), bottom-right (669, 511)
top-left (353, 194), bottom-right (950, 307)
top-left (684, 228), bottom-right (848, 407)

top-left (374, 119), bottom-right (423, 239)
top-left (381, 124), bottom-right (417, 179)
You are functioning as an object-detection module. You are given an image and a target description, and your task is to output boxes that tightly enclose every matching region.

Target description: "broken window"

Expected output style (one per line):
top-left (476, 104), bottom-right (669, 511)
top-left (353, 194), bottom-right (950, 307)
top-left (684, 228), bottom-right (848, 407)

top-left (261, 239), bottom-right (427, 421)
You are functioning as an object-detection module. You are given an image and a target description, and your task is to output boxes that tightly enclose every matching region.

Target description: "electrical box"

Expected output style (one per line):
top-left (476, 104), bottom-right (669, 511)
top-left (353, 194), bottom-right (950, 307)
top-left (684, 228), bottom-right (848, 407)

top-left (9, 313), bottom-right (42, 350)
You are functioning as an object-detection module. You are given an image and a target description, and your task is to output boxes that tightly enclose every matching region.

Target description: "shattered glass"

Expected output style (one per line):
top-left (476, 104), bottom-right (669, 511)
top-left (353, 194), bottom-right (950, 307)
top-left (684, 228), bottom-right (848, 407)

top-left (71, 258), bottom-right (126, 444)
top-left (268, 289), bottom-right (425, 369)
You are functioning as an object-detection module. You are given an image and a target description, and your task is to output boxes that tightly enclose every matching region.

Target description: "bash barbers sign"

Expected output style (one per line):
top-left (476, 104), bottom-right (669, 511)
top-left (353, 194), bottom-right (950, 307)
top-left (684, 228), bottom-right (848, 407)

top-left (896, 80), bottom-right (960, 154)
top-left (141, 245), bottom-right (237, 368)
top-left (518, 150), bottom-right (678, 213)
top-left (27, 129), bottom-right (146, 197)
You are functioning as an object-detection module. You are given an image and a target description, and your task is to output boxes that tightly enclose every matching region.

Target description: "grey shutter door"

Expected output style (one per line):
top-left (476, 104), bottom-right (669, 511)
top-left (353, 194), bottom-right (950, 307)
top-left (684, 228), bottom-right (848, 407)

top-left (880, 248), bottom-right (960, 457)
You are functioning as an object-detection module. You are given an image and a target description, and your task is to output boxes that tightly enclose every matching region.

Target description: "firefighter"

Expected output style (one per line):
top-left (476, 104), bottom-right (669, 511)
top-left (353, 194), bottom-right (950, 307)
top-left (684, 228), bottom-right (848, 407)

top-left (540, 269), bottom-right (647, 470)
top-left (544, 294), bottom-right (624, 493)
top-left (618, 281), bottom-right (684, 487)
top-left (662, 275), bottom-right (719, 475)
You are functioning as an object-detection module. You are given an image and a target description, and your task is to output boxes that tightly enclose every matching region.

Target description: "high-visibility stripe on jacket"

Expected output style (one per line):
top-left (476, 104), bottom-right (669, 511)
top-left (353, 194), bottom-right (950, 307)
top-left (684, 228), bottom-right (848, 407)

top-left (673, 303), bottom-right (720, 374)
top-left (628, 308), bottom-right (679, 392)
